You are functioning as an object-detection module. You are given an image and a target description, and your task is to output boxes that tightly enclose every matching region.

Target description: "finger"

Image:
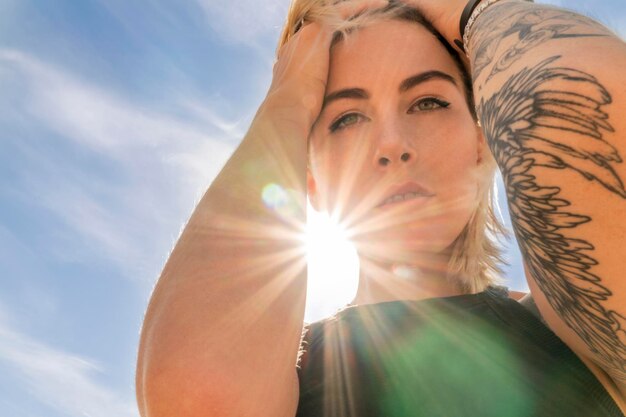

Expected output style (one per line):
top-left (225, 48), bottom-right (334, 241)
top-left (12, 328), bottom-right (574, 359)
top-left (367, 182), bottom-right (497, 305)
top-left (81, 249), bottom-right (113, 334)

top-left (271, 21), bottom-right (333, 107)
top-left (276, 0), bottom-right (387, 59)
top-left (283, 0), bottom-right (388, 68)
top-left (292, 0), bottom-right (389, 36)
top-left (275, 21), bottom-right (330, 71)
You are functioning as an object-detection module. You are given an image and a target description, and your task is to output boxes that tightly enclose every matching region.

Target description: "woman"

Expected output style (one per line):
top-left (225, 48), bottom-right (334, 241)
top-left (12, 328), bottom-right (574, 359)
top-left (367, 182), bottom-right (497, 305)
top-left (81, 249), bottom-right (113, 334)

top-left (136, 0), bottom-right (626, 416)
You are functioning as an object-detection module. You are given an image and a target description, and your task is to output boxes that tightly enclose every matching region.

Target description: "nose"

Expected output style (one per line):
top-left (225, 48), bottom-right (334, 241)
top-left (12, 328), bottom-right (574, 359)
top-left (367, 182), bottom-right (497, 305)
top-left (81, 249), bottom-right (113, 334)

top-left (377, 151), bottom-right (412, 167)
top-left (373, 127), bottom-right (417, 168)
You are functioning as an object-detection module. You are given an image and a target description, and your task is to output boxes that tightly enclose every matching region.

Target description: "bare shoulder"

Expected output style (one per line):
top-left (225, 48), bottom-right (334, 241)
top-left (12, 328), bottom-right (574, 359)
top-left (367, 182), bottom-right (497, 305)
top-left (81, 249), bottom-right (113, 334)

top-left (508, 291), bottom-right (527, 301)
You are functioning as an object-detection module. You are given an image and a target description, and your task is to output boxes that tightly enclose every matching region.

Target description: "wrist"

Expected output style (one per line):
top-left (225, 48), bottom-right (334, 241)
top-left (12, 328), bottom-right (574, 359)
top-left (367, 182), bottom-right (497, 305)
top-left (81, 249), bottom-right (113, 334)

top-left (456, 0), bottom-right (532, 54)
top-left (455, 0), bottom-right (486, 52)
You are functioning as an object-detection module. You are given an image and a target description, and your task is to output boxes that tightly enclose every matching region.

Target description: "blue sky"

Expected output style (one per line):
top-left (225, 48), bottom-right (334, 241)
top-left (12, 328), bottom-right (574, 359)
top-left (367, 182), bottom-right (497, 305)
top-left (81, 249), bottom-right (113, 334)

top-left (0, 1), bottom-right (624, 416)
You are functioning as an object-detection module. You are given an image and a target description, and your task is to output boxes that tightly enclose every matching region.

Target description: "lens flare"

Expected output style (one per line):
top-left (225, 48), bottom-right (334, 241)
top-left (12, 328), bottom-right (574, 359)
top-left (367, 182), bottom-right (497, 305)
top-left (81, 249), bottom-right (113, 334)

top-left (262, 183), bottom-right (303, 219)
top-left (305, 202), bottom-right (360, 322)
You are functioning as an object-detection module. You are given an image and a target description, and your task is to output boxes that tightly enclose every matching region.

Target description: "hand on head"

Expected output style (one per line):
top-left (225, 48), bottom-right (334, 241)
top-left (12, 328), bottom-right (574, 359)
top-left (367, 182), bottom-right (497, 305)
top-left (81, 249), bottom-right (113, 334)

top-left (269, 0), bottom-right (391, 129)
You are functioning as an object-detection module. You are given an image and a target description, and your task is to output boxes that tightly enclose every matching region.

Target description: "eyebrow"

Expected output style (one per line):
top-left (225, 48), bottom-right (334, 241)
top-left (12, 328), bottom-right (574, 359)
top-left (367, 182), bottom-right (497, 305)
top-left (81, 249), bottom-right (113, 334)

top-left (322, 70), bottom-right (457, 108)
top-left (399, 70), bottom-right (457, 92)
top-left (323, 88), bottom-right (369, 108)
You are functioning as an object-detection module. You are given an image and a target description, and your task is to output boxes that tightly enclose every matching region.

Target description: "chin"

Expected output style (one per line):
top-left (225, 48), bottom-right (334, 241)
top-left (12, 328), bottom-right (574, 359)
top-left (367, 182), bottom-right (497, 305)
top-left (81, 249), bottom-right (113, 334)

top-left (353, 206), bottom-right (474, 261)
top-left (352, 226), bottom-right (458, 263)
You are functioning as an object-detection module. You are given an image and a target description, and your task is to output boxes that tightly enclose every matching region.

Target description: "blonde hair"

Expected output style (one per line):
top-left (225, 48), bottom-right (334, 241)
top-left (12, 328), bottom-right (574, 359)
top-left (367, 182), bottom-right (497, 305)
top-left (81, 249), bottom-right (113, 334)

top-left (278, 0), bottom-right (509, 293)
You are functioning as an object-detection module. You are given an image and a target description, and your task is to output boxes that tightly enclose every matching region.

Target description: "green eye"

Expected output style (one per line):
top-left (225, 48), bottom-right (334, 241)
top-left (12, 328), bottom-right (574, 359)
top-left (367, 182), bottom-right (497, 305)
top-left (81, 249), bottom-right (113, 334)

top-left (329, 113), bottom-right (368, 132)
top-left (410, 98), bottom-right (450, 112)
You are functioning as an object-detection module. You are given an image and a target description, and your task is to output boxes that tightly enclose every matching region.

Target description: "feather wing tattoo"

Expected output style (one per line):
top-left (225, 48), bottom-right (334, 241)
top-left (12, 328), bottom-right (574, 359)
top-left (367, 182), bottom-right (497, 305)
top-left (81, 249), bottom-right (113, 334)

top-left (477, 56), bottom-right (626, 379)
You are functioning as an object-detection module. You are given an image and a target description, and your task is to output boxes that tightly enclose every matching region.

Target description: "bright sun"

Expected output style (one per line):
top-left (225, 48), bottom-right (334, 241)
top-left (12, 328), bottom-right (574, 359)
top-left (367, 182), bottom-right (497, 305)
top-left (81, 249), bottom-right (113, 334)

top-left (305, 201), bottom-right (360, 323)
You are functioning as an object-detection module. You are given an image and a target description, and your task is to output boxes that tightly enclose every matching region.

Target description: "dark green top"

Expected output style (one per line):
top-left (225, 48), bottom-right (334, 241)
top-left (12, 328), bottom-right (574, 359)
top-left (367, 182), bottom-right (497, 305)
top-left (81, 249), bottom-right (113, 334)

top-left (296, 287), bottom-right (624, 417)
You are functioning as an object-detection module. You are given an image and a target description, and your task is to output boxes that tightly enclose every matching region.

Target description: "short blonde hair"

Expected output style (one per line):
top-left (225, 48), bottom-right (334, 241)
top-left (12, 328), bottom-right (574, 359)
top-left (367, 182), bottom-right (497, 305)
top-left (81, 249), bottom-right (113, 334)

top-left (277, 0), bottom-right (509, 293)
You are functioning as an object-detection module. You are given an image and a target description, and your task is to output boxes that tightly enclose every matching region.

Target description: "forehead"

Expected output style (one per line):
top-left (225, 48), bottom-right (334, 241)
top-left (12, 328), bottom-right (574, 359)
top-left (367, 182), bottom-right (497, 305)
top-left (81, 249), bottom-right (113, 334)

top-left (327, 20), bottom-right (459, 91)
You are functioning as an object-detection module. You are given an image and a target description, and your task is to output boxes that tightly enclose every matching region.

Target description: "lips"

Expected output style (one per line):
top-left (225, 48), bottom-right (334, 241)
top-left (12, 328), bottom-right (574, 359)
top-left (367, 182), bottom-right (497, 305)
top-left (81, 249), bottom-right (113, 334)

top-left (377, 181), bottom-right (435, 208)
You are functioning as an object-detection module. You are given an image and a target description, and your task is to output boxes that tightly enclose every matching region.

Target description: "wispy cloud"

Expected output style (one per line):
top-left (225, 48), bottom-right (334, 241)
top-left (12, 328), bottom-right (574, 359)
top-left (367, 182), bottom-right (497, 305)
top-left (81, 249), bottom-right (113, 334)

top-left (193, 0), bottom-right (288, 47)
top-left (0, 50), bottom-right (238, 154)
top-left (0, 304), bottom-right (138, 417)
top-left (0, 49), bottom-right (240, 282)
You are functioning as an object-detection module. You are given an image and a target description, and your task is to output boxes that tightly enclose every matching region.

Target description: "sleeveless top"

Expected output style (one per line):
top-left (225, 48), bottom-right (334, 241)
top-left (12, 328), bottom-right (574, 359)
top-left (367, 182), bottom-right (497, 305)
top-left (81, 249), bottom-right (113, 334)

top-left (296, 287), bottom-right (624, 417)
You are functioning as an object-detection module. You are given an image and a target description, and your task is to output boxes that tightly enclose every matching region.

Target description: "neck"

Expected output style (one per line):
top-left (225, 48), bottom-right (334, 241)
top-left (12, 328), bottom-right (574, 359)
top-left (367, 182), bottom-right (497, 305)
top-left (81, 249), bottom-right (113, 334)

top-left (350, 252), bottom-right (467, 306)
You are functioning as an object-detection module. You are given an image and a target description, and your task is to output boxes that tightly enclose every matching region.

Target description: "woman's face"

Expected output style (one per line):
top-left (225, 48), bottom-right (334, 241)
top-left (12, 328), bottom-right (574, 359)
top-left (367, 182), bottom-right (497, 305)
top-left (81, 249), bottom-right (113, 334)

top-left (308, 19), bottom-right (485, 260)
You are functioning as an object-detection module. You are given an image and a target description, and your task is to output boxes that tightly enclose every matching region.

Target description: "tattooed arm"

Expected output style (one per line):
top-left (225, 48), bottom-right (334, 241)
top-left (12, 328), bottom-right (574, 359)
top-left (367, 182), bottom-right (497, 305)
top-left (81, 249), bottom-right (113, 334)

top-left (467, 0), bottom-right (626, 400)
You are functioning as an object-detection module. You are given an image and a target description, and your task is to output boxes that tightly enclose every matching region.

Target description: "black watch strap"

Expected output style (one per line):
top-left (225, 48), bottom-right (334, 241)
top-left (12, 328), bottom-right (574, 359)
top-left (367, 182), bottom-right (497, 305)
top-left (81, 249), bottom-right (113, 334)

top-left (456, 0), bottom-right (484, 51)
top-left (460, 0), bottom-right (485, 40)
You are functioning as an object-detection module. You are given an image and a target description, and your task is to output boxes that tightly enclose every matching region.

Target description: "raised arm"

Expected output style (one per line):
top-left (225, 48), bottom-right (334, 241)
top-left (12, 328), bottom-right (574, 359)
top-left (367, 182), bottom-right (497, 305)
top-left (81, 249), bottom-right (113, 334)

top-left (136, 77), bottom-right (307, 417)
top-left (135, 24), bottom-right (323, 417)
top-left (135, 2), bottom-right (388, 416)
top-left (405, 0), bottom-right (626, 403)
top-left (466, 0), bottom-right (626, 397)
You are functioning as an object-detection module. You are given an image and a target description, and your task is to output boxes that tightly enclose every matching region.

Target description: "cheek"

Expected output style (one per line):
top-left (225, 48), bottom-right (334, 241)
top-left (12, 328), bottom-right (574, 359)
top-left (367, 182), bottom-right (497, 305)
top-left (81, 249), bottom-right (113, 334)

top-left (424, 122), bottom-right (479, 178)
top-left (423, 123), bottom-right (482, 214)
